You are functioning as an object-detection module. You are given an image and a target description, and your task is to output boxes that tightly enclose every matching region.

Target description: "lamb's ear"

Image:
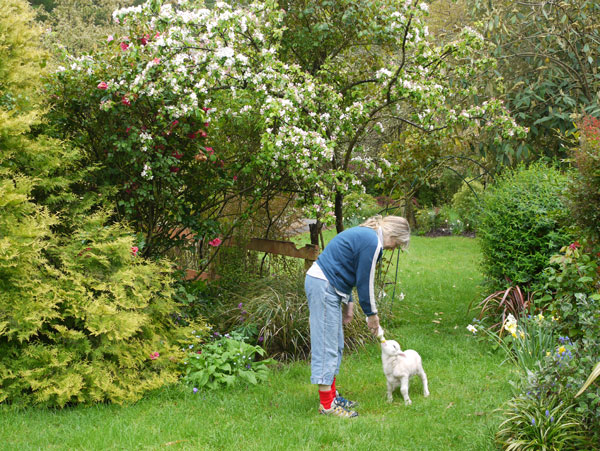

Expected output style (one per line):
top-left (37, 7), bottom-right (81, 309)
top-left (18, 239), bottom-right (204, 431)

top-left (397, 351), bottom-right (407, 357)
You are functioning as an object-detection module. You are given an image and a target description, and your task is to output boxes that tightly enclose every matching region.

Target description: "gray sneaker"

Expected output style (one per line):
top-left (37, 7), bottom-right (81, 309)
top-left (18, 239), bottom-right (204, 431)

top-left (319, 398), bottom-right (358, 418)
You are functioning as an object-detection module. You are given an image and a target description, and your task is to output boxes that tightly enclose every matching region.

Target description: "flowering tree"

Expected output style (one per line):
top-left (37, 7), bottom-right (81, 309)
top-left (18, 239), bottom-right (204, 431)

top-left (49, 0), bottom-right (525, 257)
top-left (279, 0), bottom-right (528, 233)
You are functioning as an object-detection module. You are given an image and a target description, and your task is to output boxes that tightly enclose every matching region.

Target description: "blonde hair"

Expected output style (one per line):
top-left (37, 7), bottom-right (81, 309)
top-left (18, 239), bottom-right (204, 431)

top-left (360, 215), bottom-right (410, 249)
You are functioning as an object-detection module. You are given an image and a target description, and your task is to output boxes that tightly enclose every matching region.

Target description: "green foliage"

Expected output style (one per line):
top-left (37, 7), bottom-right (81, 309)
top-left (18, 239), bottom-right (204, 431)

top-left (342, 192), bottom-right (380, 227)
top-left (538, 242), bottom-right (600, 340)
top-left (566, 116), bottom-right (600, 244)
top-left (451, 180), bottom-right (483, 231)
top-left (181, 332), bottom-right (274, 390)
top-left (473, 0), bottom-right (600, 160)
top-left (0, 180), bottom-right (210, 406)
top-left (512, 335), bottom-right (600, 445)
top-left (38, 0), bottom-right (136, 55)
top-left (495, 393), bottom-right (590, 450)
top-left (477, 163), bottom-right (572, 290)
top-left (474, 314), bottom-right (555, 374)
top-left (0, 0), bottom-right (210, 407)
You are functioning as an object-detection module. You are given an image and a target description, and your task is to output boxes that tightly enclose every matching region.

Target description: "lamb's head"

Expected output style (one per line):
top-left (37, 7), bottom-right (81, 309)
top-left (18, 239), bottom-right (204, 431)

top-left (381, 339), bottom-right (406, 358)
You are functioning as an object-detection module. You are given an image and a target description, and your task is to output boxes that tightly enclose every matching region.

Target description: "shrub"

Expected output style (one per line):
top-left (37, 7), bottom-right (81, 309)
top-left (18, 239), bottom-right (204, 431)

top-left (181, 332), bottom-right (274, 390)
top-left (495, 393), bottom-right (590, 450)
top-left (477, 163), bottom-right (572, 290)
top-left (342, 192), bottom-right (381, 227)
top-left (537, 242), bottom-right (600, 340)
top-left (451, 180), bottom-right (483, 232)
top-left (513, 336), bottom-right (600, 445)
top-left (0, 192), bottom-right (209, 406)
top-left (567, 116), bottom-right (600, 244)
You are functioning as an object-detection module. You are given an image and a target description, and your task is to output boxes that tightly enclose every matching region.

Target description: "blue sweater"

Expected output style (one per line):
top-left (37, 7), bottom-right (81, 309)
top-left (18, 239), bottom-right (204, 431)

top-left (316, 226), bottom-right (382, 316)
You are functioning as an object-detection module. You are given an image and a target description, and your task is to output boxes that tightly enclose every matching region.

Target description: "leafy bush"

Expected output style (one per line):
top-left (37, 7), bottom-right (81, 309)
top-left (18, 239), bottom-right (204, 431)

top-left (0, 0), bottom-right (209, 407)
top-left (415, 207), bottom-right (443, 234)
top-left (538, 242), bottom-right (600, 341)
top-left (181, 332), bottom-right (274, 390)
top-left (477, 163), bottom-right (572, 290)
top-left (451, 180), bottom-right (483, 232)
top-left (342, 192), bottom-right (381, 227)
top-left (0, 194), bottom-right (208, 406)
top-left (567, 116), bottom-right (600, 244)
top-left (513, 336), bottom-right (600, 445)
top-left (495, 393), bottom-right (590, 450)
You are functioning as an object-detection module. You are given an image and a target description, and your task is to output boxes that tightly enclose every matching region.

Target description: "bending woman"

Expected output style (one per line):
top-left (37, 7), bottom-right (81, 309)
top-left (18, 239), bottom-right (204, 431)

top-left (305, 215), bottom-right (410, 417)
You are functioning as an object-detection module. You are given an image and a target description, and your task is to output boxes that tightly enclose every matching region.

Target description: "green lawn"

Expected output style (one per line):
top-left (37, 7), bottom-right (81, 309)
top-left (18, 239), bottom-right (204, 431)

top-left (0, 236), bottom-right (515, 450)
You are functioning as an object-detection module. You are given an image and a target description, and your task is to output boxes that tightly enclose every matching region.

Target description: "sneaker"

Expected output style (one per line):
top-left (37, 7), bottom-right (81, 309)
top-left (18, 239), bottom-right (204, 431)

top-left (335, 390), bottom-right (358, 409)
top-left (319, 399), bottom-right (358, 418)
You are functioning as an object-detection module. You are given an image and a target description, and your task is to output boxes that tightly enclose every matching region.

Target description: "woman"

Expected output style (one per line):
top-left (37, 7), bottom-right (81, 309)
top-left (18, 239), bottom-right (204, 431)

top-left (305, 215), bottom-right (411, 417)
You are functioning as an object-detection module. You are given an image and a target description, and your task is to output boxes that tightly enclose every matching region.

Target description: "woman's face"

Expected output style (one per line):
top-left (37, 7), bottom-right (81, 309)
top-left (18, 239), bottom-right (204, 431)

top-left (382, 234), bottom-right (401, 250)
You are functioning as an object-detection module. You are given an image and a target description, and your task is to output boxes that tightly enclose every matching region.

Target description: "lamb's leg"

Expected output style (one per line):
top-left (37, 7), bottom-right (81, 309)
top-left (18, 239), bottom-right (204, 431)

top-left (419, 368), bottom-right (430, 397)
top-left (400, 376), bottom-right (411, 405)
top-left (386, 380), bottom-right (394, 403)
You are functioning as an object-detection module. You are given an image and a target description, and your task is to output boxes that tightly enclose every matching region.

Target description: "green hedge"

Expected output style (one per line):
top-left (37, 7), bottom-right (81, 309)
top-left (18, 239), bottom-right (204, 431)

top-left (478, 163), bottom-right (572, 290)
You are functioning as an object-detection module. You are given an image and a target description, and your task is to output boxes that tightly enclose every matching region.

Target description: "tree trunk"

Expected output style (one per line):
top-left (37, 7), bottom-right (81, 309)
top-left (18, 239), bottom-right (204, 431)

top-left (335, 189), bottom-right (344, 233)
top-left (404, 194), bottom-right (417, 230)
top-left (309, 219), bottom-right (323, 247)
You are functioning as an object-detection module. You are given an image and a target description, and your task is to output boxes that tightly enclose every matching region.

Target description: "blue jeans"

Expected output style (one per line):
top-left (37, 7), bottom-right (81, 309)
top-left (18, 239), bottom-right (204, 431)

top-left (305, 275), bottom-right (344, 385)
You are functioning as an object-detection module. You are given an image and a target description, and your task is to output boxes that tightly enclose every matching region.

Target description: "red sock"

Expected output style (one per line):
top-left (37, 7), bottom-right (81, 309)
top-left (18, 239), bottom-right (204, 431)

top-left (319, 388), bottom-right (335, 410)
top-left (331, 377), bottom-right (336, 395)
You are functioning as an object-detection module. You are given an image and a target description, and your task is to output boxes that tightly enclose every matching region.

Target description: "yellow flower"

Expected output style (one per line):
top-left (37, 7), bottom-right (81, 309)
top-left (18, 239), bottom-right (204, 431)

top-left (558, 346), bottom-right (566, 354)
top-left (519, 331), bottom-right (525, 339)
top-left (537, 313), bottom-right (544, 321)
top-left (546, 351), bottom-right (551, 357)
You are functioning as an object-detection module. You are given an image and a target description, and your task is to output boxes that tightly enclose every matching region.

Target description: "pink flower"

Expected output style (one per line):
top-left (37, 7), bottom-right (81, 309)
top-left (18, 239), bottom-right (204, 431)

top-left (125, 127), bottom-right (132, 134)
top-left (97, 81), bottom-right (108, 90)
top-left (171, 120), bottom-right (179, 127)
top-left (155, 32), bottom-right (160, 38)
top-left (208, 238), bottom-right (222, 247)
top-left (107, 35), bottom-right (114, 43)
top-left (204, 122), bottom-right (210, 128)
top-left (569, 241), bottom-right (581, 250)
top-left (150, 352), bottom-right (159, 360)
top-left (152, 57), bottom-right (161, 64)
top-left (233, 175), bottom-right (238, 181)
top-left (205, 147), bottom-right (214, 155)
top-left (202, 107), bottom-right (210, 112)
top-left (199, 130), bottom-right (207, 138)
top-left (120, 42), bottom-right (129, 51)
top-left (140, 34), bottom-right (149, 45)
top-left (170, 166), bottom-right (180, 173)
top-left (131, 246), bottom-right (139, 256)
top-left (121, 96), bottom-right (131, 106)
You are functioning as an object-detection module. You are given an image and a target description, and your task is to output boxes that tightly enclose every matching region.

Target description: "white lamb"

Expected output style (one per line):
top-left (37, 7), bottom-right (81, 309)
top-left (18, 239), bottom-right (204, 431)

top-left (381, 339), bottom-right (430, 405)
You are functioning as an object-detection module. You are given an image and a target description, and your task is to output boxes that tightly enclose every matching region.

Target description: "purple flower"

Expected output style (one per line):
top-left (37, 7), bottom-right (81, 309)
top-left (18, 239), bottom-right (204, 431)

top-left (531, 418), bottom-right (536, 426)
top-left (258, 336), bottom-right (264, 343)
top-left (545, 410), bottom-right (550, 417)
top-left (193, 387), bottom-right (198, 394)
top-left (238, 303), bottom-right (243, 309)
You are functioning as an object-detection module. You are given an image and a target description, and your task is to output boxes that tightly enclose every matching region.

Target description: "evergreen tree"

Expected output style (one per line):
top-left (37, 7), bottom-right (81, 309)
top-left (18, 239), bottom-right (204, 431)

top-left (0, 0), bottom-right (205, 407)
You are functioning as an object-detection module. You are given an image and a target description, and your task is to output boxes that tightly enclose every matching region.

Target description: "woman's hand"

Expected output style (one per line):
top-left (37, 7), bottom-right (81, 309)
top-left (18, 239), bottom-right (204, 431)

top-left (367, 314), bottom-right (380, 335)
top-left (342, 302), bottom-right (354, 325)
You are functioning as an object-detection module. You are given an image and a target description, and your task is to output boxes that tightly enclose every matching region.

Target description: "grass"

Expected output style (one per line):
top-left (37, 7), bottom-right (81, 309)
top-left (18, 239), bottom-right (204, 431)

top-left (0, 235), bottom-right (515, 450)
